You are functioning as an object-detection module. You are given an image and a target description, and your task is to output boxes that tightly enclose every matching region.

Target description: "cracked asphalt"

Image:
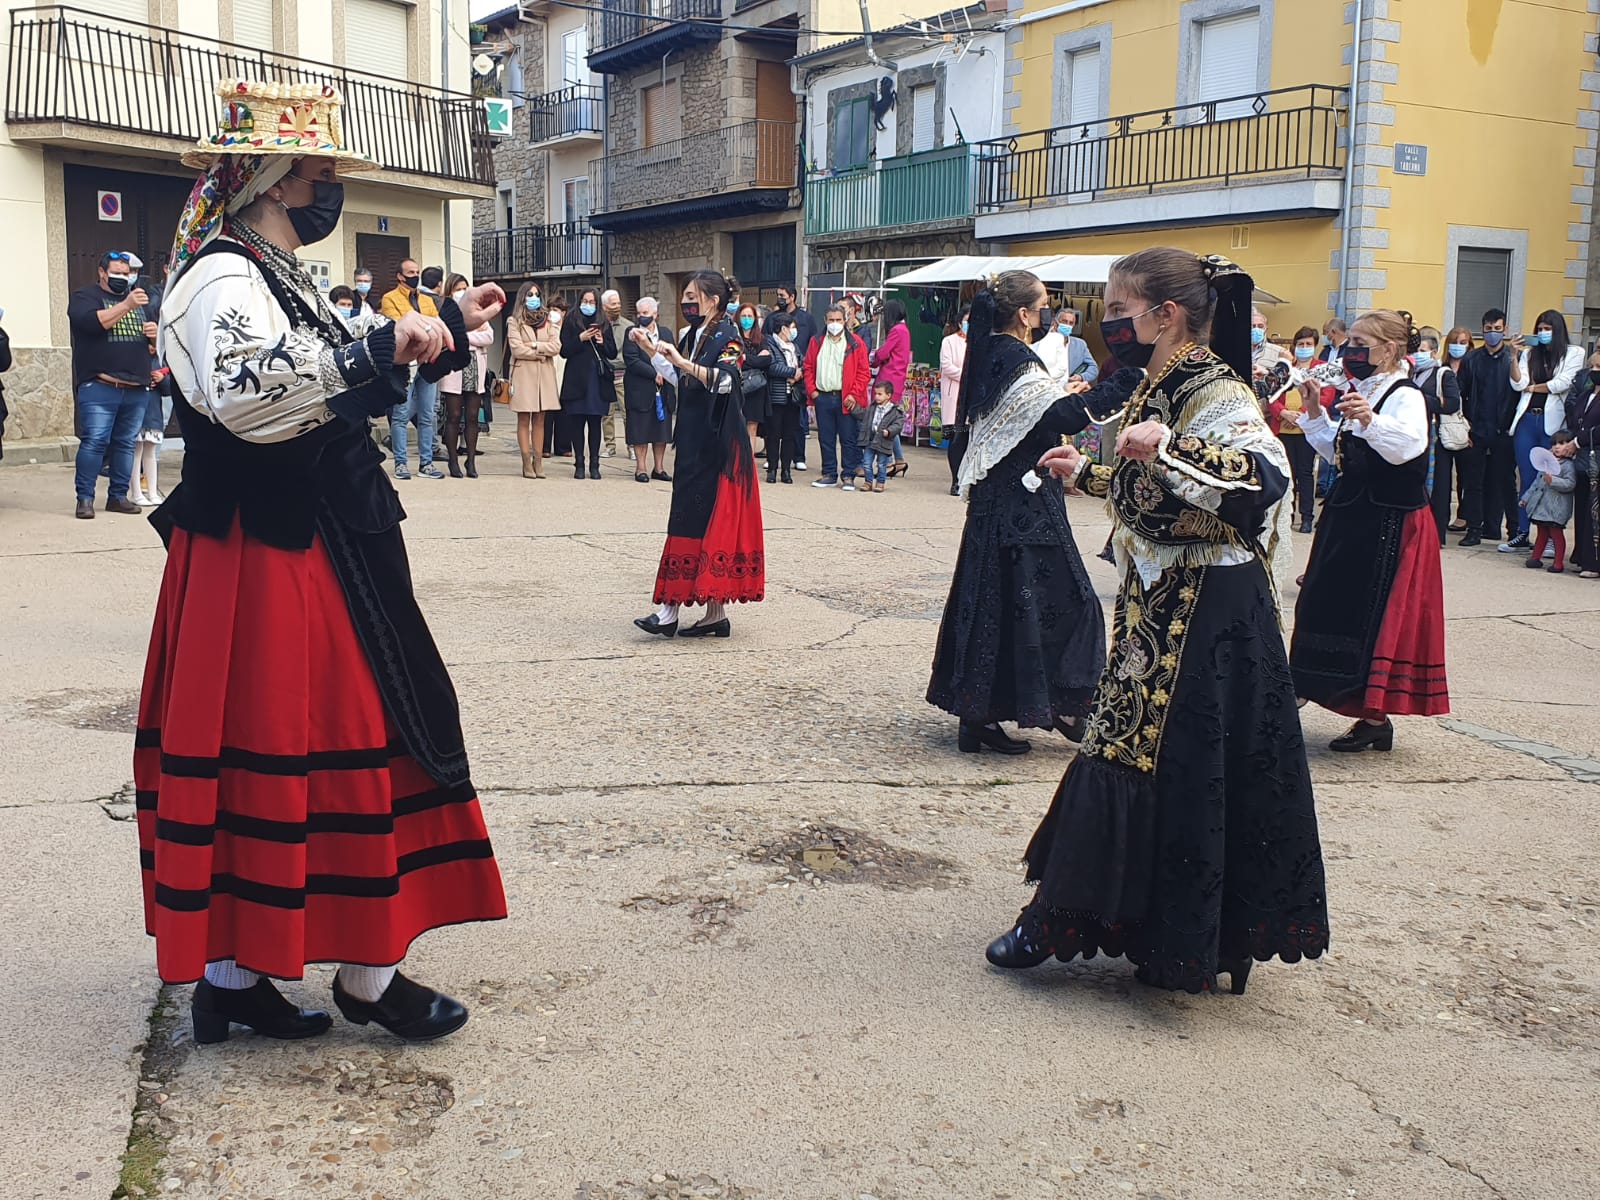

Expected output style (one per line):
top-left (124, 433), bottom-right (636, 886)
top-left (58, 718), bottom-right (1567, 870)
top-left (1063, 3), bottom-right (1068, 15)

top-left (2, 435), bottom-right (1597, 1200)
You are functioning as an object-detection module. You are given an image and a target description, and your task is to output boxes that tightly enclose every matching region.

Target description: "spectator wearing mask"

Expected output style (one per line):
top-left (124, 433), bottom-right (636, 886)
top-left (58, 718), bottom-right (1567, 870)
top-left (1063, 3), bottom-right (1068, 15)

top-left (803, 304), bottom-right (871, 490)
top-left (843, 294), bottom-right (875, 353)
top-left (506, 281), bottom-right (561, 479)
top-left (764, 314), bottom-right (802, 484)
top-left (67, 250), bottom-right (158, 518)
top-left (1411, 331), bottom-right (1463, 545)
top-left (622, 295), bottom-right (675, 482)
top-left (1503, 309), bottom-right (1584, 553)
top-left (1250, 307), bottom-right (1293, 380)
top-left (1462, 309), bottom-right (1520, 544)
top-left (328, 285), bottom-right (357, 325)
top-left (1268, 326), bottom-right (1327, 533)
top-left (1562, 350), bottom-right (1600, 577)
top-left (1315, 317), bottom-right (1352, 498)
top-left (735, 301), bottom-right (773, 450)
top-left (351, 267), bottom-right (377, 315)
top-left (940, 308), bottom-right (970, 496)
top-left (439, 272), bottom-right (492, 478)
top-left (600, 290), bottom-right (631, 457)
top-left (558, 287), bottom-right (617, 479)
top-left (870, 298), bottom-right (912, 477)
top-left (766, 284), bottom-right (815, 470)
top-left (1435, 327), bottom-right (1481, 543)
top-left (379, 259), bottom-right (442, 480)
top-left (1035, 306), bottom-right (1100, 386)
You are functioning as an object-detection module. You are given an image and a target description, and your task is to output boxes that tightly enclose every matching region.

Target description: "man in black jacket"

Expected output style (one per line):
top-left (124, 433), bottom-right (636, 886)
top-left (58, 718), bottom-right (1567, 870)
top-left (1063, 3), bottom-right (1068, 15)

top-left (1460, 309), bottom-right (1520, 545)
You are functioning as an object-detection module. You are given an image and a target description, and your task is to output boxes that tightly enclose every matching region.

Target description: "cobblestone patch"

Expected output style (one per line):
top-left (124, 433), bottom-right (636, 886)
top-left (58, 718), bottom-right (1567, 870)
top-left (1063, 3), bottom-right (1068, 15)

top-left (1441, 719), bottom-right (1600, 782)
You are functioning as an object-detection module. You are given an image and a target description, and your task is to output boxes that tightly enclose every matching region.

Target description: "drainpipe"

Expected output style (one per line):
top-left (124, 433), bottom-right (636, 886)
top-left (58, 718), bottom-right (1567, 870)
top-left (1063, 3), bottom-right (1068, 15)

top-left (441, 0), bottom-right (453, 274)
top-left (1336, 0), bottom-right (1364, 321)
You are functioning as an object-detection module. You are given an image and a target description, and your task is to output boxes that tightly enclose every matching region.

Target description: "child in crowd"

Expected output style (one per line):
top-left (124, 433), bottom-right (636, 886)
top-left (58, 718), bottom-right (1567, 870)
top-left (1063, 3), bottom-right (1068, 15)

top-left (1522, 429), bottom-right (1578, 572)
top-left (858, 380), bottom-right (905, 493)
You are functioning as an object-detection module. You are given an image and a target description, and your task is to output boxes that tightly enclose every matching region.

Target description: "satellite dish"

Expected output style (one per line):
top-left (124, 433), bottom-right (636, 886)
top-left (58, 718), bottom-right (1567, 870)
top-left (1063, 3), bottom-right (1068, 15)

top-left (472, 53), bottom-right (494, 77)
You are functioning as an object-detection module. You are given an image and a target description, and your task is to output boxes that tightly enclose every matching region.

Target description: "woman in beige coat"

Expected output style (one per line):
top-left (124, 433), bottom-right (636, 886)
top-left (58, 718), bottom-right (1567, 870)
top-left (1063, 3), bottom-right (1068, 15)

top-left (507, 281), bottom-right (561, 478)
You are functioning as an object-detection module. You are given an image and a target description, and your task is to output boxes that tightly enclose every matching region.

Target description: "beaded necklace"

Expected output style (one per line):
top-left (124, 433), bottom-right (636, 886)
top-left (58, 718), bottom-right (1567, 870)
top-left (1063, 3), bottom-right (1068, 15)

top-left (1122, 341), bottom-right (1200, 427)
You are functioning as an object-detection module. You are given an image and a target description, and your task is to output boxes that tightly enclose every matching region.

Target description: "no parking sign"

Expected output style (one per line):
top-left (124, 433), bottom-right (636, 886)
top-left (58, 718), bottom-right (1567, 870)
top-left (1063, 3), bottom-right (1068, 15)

top-left (97, 191), bottom-right (122, 222)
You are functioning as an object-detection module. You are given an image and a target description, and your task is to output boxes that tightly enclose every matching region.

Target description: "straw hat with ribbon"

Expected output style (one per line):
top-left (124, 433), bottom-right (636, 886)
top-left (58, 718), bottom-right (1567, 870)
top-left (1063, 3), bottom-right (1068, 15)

top-left (170, 79), bottom-right (380, 275)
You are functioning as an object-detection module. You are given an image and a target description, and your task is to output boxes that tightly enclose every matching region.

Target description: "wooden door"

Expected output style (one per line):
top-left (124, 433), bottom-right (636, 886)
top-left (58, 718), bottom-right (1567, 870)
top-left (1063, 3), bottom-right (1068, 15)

top-left (63, 164), bottom-right (194, 290)
top-left (356, 233), bottom-right (411, 290)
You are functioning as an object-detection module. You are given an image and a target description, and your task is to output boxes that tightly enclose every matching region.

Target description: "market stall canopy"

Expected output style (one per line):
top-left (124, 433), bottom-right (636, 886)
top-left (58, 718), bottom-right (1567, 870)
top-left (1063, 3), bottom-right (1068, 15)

top-left (887, 255), bottom-right (1287, 304)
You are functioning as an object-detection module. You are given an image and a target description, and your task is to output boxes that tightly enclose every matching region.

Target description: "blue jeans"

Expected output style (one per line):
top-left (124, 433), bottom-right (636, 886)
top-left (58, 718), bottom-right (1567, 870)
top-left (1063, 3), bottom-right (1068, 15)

top-left (797, 402), bottom-right (810, 460)
top-left (74, 380), bottom-right (148, 503)
top-left (389, 373), bottom-right (439, 469)
top-left (865, 449), bottom-right (891, 484)
top-left (1317, 456), bottom-right (1338, 497)
top-left (813, 392), bottom-right (863, 482)
top-left (1513, 409), bottom-right (1550, 536)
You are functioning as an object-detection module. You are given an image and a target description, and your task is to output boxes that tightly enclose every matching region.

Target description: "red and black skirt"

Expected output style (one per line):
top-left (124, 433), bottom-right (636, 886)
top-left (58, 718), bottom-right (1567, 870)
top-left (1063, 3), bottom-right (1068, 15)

top-left (135, 519), bottom-right (506, 984)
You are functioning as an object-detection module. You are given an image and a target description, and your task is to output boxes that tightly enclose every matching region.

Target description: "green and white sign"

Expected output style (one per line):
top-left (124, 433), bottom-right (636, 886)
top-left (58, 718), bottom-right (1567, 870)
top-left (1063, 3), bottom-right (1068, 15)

top-left (484, 98), bottom-right (513, 138)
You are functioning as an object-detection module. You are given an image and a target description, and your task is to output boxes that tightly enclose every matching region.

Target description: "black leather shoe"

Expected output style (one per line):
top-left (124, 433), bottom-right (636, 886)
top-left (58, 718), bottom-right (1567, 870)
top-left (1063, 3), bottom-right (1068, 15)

top-left (1298, 519), bottom-right (1314, 534)
top-left (332, 970), bottom-right (468, 1042)
top-left (636, 471), bottom-right (650, 483)
top-left (652, 470), bottom-right (673, 482)
top-left (958, 722), bottom-right (1031, 755)
top-left (107, 497), bottom-right (142, 515)
top-left (678, 617), bottom-right (731, 639)
top-left (1458, 533), bottom-right (1482, 547)
top-left (985, 922), bottom-right (1052, 970)
top-left (192, 978), bottom-right (332, 1044)
top-left (1330, 717), bottom-right (1393, 753)
top-left (75, 499), bottom-right (95, 520)
top-left (634, 613), bottom-right (678, 638)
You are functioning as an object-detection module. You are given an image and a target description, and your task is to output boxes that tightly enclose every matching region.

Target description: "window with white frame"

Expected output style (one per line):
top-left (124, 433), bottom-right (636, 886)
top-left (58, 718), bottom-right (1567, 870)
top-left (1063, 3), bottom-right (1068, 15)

top-left (910, 84), bottom-right (936, 154)
top-left (562, 27), bottom-right (591, 88)
top-left (563, 178), bottom-right (590, 225)
top-left (1193, 11), bottom-right (1260, 120)
top-left (1453, 248), bottom-right (1512, 331)
top-left (497, 182), bottom-right (515, 230)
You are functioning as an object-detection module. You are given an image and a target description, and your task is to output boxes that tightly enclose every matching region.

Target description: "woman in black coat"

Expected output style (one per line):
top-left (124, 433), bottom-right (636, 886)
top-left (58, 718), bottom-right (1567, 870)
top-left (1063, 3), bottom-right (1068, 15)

top-left (622, 297), bottom-right (675, 483)
top-left (735, 302), bottom-right (773, 452)
top-left (559, 287), bottom-right (617, 480)
top-left (764, 314), bottom-right (802, 483)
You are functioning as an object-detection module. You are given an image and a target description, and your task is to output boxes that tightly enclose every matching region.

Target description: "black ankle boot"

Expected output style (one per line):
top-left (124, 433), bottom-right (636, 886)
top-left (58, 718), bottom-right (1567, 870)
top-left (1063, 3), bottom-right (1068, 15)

top-left (590, 457), bottom-right (602, 480)
top-left (1330, 717), bottom-right (1394, 753)
top-left (332, 970), bottom-right (468, 1042)
top-left (766, 467), bottom-right (777, 484)
top-left (781, 466), bottom-right (793, 484)
top-left (957, 722), bottom-right (1032, 755)
top-left (192, 978), bottom-right (332, 1044)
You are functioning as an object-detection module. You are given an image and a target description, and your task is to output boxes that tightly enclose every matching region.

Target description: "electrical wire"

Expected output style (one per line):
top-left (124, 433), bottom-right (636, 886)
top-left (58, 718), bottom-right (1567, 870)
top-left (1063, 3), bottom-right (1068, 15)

top-left (486, 0), bottom-right (977, 45)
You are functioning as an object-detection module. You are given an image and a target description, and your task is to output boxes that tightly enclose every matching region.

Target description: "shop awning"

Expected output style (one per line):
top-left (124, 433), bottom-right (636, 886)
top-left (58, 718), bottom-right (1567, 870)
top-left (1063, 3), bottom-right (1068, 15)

top-left (887, 255), bottom-right (1287, 304)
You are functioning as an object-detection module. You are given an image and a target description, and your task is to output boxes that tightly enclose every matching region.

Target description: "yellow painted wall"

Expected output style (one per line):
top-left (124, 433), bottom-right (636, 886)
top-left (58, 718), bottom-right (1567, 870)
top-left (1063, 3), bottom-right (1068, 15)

top-left (814, 0), bottom-right (957, 49)
top-left (1009, 0), bottom-right (1349, 137)
top-left (1378, 0), bottom-right (1594, 328)
top-left (1012, 217), bottom-right (1341, 341)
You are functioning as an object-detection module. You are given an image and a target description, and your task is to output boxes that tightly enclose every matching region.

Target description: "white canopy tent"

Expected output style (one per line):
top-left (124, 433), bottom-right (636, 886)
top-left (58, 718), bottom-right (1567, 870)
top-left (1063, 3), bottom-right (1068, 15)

top-left (887, 254), bottom-right (1287, 305)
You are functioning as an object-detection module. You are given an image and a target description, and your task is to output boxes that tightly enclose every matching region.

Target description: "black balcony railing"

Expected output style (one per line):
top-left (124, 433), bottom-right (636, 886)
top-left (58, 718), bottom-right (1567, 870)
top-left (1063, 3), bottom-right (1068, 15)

top-left (589, 0), bottom-right (722, 70)
top-left (473, 222), bottom-right (602, 279)
top-left (975, 84), bottom-right (1347, 210)
top-left (591, 119), bottom-right (794, 216)
top-left (6, 6), bottom-right (494, 185)
top-left (529, 84), bottom-right (603, 144)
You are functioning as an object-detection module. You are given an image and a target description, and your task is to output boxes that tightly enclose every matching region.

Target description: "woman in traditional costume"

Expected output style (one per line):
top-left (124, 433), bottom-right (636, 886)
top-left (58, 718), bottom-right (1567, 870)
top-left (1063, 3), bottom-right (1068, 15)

top-left (632, 270), bottom-right (764, 639)
top-left (986, 248), bottom-right (1328, 996)
top-left (1290, 310), bottom-right (1450, 751)
top-left (926, 271), bottom-right (1134, 756)
top-left (139, 80), bottom-right (507, 1045)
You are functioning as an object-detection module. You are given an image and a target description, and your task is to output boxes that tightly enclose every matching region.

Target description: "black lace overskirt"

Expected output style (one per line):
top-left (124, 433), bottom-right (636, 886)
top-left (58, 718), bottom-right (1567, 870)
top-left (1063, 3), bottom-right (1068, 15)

top-left (1020, 557), bottom-right (1329, 992)
top-left (926, 429), bottom-right (1105, 728)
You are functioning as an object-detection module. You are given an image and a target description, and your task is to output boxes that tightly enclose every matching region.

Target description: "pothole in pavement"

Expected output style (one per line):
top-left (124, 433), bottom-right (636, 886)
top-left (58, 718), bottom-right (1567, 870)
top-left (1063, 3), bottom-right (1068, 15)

top-left (26, 687), bottom-right (141, 733)
top-left (747, 823), bottom-right (962, 891)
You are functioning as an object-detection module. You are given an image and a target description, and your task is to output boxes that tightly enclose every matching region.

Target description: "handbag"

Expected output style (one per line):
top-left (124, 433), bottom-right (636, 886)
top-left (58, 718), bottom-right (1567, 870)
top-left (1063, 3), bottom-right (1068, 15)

top-left (1438, 408), bottom-right (1470, 451)
top-left (491, 373), bottom-right (511, 405)
top-left (741, 367), bottom-right (767, 395)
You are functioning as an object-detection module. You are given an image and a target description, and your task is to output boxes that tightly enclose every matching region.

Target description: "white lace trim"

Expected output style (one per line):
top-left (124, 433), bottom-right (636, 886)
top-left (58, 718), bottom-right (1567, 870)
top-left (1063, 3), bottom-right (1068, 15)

top-left (957, 365), bottom-right (1063, 499)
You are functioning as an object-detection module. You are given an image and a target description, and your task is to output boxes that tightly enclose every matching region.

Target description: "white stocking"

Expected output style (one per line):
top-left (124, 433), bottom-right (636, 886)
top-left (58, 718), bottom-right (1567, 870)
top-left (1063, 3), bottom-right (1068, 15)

top-left (655, 602), bottom-right (679, 623)
top-left (338, 963), bottom-right (398, 1002)
top-left (144, 445), bottom-right (160, 497)
top-left (204, 959), bottom-right (261, 990)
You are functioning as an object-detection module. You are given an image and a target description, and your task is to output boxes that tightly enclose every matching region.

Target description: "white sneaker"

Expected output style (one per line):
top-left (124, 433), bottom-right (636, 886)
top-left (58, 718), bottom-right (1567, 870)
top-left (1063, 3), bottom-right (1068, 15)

top-left (794, 461), bottom-right (808, 471)
top-left (1543, 542), bottom-right (1556, 559)
top-left (841, 479), bottom-right (857, 492)
top-left (811, 477), bottom-right (836, 488)
top-left (1497, 534), bottom-right (1530, 554)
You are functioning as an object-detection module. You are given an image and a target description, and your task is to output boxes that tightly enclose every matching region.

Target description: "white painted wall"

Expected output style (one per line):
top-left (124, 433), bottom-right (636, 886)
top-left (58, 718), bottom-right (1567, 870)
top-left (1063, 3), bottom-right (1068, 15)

top-left (805, 32), bottom-right (1005, 171)
top-left (0, 0), bottom-right (53, 349)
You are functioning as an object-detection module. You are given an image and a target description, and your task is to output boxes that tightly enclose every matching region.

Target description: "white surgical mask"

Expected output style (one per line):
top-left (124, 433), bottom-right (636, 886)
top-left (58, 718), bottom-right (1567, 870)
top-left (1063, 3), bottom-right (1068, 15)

top-left (827, 321), bottom-right (845, 337)
top-left (453, 289), bottom-right (468, 302)
top-left (335, 304), bottom-right (353, 318)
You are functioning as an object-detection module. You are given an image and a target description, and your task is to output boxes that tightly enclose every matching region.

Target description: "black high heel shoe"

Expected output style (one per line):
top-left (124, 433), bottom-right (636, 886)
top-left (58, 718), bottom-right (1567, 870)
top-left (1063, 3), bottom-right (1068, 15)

top-left (958, 722), bottom-right (1031, 755)
top-left (333, 970), bottom-right (468, 1042)
top-left (985, 916), bottom-right (1052, 969)
top-left (1217, 957), bottom-right (1254, 995)
top-left (678, 617), bottom-right (732, 639)
top-left (1330, 717), bottom-right (1393, 753)
top-left (634, 614), bottom-right (679, 638)
top-left (191, 978), bottom-right (332, 1045)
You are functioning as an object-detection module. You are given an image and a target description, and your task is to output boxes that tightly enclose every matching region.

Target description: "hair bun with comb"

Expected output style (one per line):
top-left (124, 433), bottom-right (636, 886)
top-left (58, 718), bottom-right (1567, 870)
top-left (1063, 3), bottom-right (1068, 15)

top-left (1398, 309), bottom-right (1422, 354)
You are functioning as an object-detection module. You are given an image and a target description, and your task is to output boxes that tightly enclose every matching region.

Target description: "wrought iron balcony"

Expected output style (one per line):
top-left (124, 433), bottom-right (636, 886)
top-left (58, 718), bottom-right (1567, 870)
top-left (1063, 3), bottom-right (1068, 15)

top-left (805, 145), bottom-right (976, 241)
top-left (473, 222), bottom-right (603, 279)
top-left (975, 85), bottom-right (1347, 211)
top-left (5, 6), bottom-right (494, 189)
top-left (588, 119), bottom-right (795, 231)
top-left (528, 84), bottom-right (603, 145)
top-left (588, 0), bottom-right (723, 75)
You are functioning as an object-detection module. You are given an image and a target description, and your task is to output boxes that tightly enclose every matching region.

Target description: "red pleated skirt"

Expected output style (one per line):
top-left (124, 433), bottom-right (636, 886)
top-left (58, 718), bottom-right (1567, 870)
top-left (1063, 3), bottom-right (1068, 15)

top-left (1332, 506), bottom-right (1451, 720)
top-left (135, 520), bottom-right (506, 984)
top-left (653, 474), bottom-right (766, 606)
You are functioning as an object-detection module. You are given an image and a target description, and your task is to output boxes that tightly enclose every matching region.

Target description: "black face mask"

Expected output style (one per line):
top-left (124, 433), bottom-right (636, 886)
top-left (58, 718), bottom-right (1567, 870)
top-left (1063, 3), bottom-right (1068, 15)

top-left (284, 179), bottom-right (344, 247)
top-left (402, 273), bottom-right (421, 291)
top-left (681, 302), bottom-right (704, 329)
top-left (1342, 345), bottom-right (1376, 381)
top-left (105, 274), bottom-right (132, 296)
top-left (1588, 369), bottom-right (1600, 390)
top-left (1100, 315), bottom-right (1155, 370)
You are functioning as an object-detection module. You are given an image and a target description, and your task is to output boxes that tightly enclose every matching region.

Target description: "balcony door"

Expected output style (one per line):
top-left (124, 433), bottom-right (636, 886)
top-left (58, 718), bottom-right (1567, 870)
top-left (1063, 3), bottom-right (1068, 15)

top-left (755, 61), bottom-right (794, 187)
top-left (562, 28), bottom-right (595, 88)
top-left (1052, 45), bottom-right (1105, 195)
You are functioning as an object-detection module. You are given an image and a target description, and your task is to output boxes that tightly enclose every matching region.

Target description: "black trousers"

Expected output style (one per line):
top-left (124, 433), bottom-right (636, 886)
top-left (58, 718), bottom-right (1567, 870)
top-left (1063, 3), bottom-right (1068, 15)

top-left (1483, 431), bottom-right (1518, 541)
top-left (544, 411), bottom-right (573, 456)
top-left (766, 404), bottom-right (801, 472)
top-left (1434, 441), bottom-right (1484, 539)
top-left (566, 412), bottom-right (603, 464)
top-left (947, 427), bottom-right (968, 486)
top-left (1278, 433), bottom-right (1316, 526)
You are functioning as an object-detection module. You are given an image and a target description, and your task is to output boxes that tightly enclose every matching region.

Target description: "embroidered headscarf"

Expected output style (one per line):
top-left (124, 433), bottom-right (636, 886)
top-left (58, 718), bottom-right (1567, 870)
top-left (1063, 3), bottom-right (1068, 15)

top-left (169, 154), bottom-right (294, 278)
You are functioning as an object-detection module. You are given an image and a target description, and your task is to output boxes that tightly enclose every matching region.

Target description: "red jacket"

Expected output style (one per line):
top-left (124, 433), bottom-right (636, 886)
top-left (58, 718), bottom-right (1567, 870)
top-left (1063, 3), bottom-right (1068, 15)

top-left (803, 332), bottom-right (871, 409)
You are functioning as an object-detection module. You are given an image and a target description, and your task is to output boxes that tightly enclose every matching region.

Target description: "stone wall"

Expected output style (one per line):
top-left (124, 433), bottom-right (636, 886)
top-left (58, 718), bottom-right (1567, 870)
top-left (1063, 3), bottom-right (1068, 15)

top-left (473, 19), bottom-right (550, 234)
top-left (808, 231), bottom-right (984, 277)
top-left (0, 347), bottom-right (76, 463)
